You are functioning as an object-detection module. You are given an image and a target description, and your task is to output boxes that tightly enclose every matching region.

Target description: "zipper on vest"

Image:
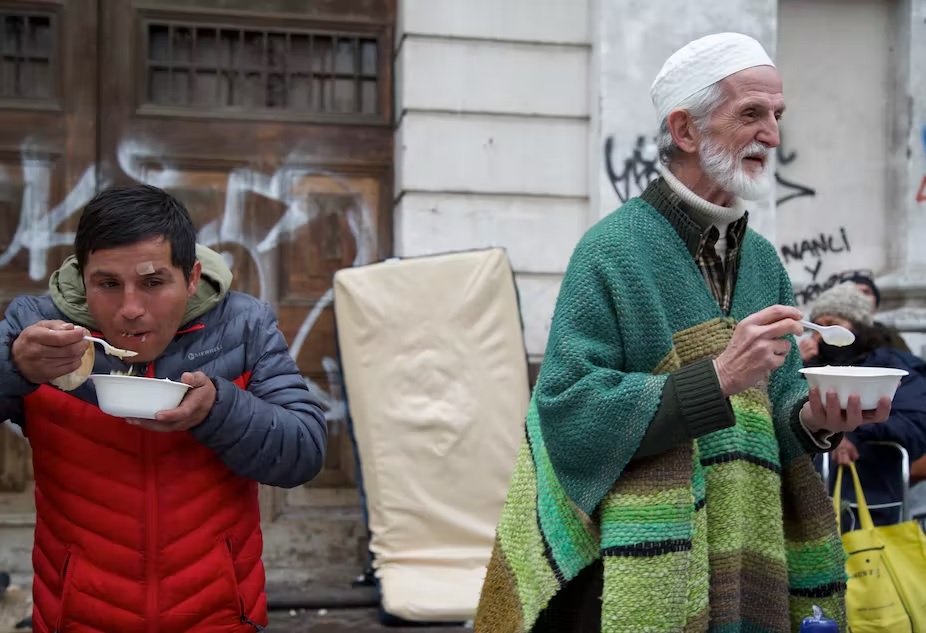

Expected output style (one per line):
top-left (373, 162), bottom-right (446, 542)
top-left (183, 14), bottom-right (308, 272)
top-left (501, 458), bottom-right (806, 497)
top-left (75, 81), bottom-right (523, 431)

top-left (144, 362), bottom-right (158, 633)
top-left (241, 616), bottom-right (266, 631)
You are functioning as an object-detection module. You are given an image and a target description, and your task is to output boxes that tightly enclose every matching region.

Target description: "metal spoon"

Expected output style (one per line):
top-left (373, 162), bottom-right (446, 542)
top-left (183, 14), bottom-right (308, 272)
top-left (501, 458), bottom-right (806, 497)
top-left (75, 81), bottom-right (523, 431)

top-left (800, 320), bottom-right (855, 347)
top-left (84, 335), bottom-right (138, 359)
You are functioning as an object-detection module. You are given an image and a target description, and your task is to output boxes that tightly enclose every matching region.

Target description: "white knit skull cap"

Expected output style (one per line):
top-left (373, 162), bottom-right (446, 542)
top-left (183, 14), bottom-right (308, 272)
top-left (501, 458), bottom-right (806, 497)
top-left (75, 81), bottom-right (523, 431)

top-left (650, 32), bottom-right (775, 123)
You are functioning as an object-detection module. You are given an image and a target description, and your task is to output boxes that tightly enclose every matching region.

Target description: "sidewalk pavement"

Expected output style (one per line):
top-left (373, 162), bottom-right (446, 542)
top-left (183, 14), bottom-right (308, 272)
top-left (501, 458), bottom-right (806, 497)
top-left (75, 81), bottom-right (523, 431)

top-left (270, 608), bottom-right (468, 632)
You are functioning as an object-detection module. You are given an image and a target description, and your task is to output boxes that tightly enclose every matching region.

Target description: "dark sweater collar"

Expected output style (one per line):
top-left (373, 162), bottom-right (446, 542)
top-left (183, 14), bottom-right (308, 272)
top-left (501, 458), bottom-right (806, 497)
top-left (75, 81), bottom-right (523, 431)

top-left (639, 177), bottom-right (748, 258)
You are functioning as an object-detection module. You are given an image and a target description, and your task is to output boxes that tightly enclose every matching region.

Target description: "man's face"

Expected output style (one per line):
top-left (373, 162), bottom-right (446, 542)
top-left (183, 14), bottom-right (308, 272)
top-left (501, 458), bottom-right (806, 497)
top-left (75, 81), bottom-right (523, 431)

top-left (698, 66), bottom-right (784, 201)
top-left (83, 237), bottom-right (201, 364)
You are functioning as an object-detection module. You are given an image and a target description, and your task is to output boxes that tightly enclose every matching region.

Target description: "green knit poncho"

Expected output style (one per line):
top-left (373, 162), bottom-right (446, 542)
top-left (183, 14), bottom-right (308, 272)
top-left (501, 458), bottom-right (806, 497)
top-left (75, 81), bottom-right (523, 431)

top-left (475, 198), bottom-right (846, 632)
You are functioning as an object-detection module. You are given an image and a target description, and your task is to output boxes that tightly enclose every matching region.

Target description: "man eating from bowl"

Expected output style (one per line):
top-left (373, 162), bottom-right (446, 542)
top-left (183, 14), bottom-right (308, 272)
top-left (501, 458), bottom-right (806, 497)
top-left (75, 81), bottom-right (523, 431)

top-left (475, 33), bottom-right (892, 632)
top-left (0, 184), bottom-right (327, 632)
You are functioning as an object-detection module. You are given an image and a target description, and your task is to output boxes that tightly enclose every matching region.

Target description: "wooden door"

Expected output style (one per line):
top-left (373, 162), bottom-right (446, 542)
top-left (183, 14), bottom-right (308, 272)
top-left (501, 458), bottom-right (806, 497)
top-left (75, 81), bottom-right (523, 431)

top-left (98, 0), bottom-right (395, 589)
top-left (0, 0), bottom-right (395, 592)
top-left (0, 0), bottom-right (98, 582)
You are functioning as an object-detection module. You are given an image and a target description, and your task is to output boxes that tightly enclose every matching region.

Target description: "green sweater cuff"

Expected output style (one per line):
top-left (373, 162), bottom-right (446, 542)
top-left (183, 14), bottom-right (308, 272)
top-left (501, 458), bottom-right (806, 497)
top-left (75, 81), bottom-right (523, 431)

top-left (674, 358), bottom-right (736, 438)
top-left (634, 359), bottom-right (735, 460)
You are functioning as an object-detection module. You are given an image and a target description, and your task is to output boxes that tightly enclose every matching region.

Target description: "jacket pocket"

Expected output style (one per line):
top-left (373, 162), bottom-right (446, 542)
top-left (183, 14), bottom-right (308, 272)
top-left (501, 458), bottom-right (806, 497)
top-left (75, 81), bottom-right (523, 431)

top-left (54, 549), bottom-right (79, 633)
top-left (222, 537), bottom-right (265, 632)
top-left (221, 537), bottom-right (243, 613)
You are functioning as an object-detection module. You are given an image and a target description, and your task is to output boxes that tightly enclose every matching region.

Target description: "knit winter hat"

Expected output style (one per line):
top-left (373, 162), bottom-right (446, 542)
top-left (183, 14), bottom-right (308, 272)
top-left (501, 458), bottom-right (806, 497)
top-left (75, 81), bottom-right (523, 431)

top-left (843, 271), bottom-right (881, 308)
top-left (808, 282), bottom-right (874, 326)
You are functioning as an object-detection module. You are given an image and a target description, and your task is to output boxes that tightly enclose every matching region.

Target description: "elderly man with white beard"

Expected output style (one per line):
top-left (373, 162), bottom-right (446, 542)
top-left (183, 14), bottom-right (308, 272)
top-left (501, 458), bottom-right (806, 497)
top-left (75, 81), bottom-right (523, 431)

top-left (474, 33), bottom-right (892, 633)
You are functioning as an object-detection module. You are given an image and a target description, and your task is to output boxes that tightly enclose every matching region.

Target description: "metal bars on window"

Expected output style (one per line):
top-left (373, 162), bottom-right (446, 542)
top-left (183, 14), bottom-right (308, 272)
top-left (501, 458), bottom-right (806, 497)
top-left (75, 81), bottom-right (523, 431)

top-left (0, 12), bottom-right (55, 101)
top-left (145, 21), bottom-right (379, 117)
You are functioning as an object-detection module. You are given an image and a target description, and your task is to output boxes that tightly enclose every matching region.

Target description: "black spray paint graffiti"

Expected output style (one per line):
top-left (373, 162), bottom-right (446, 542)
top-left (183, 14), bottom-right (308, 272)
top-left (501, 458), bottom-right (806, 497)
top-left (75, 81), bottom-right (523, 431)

top-left (774, 134), bottom-right (816, 205)
top-left (778, 227), bottom-right (856, 306)
top-left (780, 227), bottom-right (851, 269)
top-left (603, 131), bottom-right (816, 206)
top-left (603, 135), bottom-right (660, 204)
top-left (793, 268), bottom-right (870, 307)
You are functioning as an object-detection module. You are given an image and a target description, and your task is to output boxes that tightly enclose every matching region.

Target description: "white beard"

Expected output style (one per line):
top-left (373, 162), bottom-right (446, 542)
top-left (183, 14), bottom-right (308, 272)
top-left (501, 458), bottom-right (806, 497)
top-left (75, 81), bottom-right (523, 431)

top-left (699, 137), bottom-right (772, 201)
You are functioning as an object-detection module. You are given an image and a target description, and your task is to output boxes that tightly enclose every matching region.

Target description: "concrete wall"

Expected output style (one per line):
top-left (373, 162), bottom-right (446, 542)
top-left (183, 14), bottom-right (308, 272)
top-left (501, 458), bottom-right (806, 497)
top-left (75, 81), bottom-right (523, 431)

top-left (393, 0), bottom-right (593, 361)
top-left (775, 0), bottom-right (894, 299)
top-left (396, 0), bottom-right (926, 359)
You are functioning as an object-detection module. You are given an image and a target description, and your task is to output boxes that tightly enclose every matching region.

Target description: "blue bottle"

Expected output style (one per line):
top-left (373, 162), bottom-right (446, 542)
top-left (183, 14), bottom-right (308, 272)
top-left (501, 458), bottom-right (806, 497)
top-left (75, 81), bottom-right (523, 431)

top-left (799, 605), bottom-right (839, 632)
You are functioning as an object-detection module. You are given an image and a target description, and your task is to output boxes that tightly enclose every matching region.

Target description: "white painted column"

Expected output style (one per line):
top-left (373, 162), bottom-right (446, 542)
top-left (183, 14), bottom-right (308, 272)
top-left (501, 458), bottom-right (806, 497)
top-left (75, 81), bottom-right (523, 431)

top-left (893, 0), bottom-right (926, 276)
top-left (394, 0), bottom-right (593, 359)
top-left (877, 0), bottom-right (926, 354)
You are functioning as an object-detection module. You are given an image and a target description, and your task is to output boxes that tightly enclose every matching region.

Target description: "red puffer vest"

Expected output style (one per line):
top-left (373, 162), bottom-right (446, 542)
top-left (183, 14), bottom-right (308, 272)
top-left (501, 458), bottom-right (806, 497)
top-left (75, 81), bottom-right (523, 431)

top-left (24, 371), bottom-right (267, 633)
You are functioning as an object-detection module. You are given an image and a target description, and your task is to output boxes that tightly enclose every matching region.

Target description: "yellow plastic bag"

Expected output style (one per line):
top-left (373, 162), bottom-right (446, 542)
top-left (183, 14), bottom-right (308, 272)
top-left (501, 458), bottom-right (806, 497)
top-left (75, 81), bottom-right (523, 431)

top-left (835, 463), bottom-right (926, 632)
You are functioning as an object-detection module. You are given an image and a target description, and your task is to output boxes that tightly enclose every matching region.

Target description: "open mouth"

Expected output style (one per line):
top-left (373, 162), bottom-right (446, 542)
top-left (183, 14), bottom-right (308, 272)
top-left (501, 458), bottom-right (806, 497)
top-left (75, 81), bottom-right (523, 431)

top-left (743, 155), bottom-right (766, 167)
top-left (121, 332), bottom-right (150, 343)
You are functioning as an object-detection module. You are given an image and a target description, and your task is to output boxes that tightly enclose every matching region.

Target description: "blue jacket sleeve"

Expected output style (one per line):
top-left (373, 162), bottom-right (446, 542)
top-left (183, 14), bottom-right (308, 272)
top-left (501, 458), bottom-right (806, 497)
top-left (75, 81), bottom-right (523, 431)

top-left (1, 297), bottom-right (44, 428)
top-left (190, 303), bottom-right (328, 488)
top-left (848, 352), bottom-right (926, 461)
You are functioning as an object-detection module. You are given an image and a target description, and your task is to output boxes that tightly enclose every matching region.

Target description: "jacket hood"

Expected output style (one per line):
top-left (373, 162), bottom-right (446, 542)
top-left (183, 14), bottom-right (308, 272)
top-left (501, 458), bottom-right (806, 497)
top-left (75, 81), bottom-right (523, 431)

top-left (48, 244), bottom-right (233, 330)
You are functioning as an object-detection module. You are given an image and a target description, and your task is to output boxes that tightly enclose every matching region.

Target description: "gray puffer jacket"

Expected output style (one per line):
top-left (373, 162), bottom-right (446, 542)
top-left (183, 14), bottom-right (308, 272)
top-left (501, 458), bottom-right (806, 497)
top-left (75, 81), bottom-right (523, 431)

top-left (0, 245), bottom-right (327, 488)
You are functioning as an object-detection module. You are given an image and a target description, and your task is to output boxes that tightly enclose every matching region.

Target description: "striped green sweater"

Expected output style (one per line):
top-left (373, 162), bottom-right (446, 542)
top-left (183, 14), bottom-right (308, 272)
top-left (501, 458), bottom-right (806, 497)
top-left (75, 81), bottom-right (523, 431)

top-left (475, 196), bottom-right (846, 632)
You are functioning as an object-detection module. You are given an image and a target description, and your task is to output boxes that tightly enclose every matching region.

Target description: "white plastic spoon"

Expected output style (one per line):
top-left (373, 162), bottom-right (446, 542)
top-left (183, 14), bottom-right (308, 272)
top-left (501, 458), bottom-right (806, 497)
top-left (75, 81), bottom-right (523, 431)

top-left (800, 320), bottom-right (855, 347)
top-left (84, 335), bottom-right (138, 359)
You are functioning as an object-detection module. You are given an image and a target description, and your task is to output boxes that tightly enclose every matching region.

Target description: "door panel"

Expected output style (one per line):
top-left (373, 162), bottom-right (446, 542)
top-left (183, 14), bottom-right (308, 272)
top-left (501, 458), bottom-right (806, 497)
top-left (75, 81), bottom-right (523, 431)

top-left (99, 0), bottom-right (395, 585)
top-left (0, 0), bottom-right (98, 580)
top-left (0, 0), bottom-right (395, 589)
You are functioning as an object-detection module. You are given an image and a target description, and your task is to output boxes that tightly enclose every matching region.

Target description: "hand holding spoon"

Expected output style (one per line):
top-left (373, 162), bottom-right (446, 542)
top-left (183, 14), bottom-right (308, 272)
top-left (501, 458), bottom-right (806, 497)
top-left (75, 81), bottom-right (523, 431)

top-left (800, 320), bottom-right (855, 347)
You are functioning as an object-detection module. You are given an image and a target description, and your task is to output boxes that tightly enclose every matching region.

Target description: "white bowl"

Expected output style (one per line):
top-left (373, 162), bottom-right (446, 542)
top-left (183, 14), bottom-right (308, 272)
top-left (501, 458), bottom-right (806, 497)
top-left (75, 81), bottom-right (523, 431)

top-left (798, 366), bottom-right (908, 410)
top-left (89, 374), bottom-right (191, 419)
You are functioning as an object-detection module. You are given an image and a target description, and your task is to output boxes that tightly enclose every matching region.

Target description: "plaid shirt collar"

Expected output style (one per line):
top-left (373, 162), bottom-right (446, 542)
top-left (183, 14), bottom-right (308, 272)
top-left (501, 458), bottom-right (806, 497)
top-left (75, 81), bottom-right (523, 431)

top-left (640, 178), bottom-right (748, 314)
top-left (696, 221), bottom-right (746, 314)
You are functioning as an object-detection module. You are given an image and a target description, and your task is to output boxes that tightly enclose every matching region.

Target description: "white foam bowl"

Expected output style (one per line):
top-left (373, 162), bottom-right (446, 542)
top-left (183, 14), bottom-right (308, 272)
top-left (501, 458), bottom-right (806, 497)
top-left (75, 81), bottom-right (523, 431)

top-left (89, 374), bottom-right (191, 419)
top-left (798, 366), bottom-right (908, 410)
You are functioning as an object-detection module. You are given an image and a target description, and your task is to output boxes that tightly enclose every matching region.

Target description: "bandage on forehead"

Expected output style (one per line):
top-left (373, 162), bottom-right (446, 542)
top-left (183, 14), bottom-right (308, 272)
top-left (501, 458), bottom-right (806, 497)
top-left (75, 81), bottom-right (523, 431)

top-left (136, 261), bottom-right (156, 275)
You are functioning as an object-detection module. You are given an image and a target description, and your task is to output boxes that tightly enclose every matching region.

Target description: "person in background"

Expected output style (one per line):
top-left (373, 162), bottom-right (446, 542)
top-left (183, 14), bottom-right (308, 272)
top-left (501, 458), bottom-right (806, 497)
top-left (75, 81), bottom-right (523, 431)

top-left (844, 271), bottom-right (881, 310)
top-left (844, 270), bottom-right (910, 353)
top-left (803, 282), bottom-right (926, 526)
top-left (0, 184), bottom-right (328, 632)
top-left (799, 272), bottom-right (911, 361)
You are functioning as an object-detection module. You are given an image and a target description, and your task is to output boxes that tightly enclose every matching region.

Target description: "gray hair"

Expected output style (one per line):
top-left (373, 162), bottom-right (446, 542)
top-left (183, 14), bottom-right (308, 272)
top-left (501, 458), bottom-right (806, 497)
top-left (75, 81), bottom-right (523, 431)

top-left (656, 81), bottom-right (726, 165)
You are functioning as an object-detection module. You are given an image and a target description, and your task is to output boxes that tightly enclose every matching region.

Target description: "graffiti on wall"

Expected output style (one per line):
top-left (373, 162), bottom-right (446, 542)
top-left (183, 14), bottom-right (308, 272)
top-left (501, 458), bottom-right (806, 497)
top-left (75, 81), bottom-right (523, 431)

top-left (0, 144), bottom-right (100, 281)
top-left (603, 130), bottom-right (815, 206)
top-left (0, 141), bottom-right (376, 426)
top-left (792, 268), bottom-right (871, 308)
top-left (779, 227), bottom-right (851, 269)
top-left (603, 135), bottom-right (660, 204)
top-left (778, 227), bottom-right (858, 306)
top-left (774, 134), bottom-right (816, 206)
